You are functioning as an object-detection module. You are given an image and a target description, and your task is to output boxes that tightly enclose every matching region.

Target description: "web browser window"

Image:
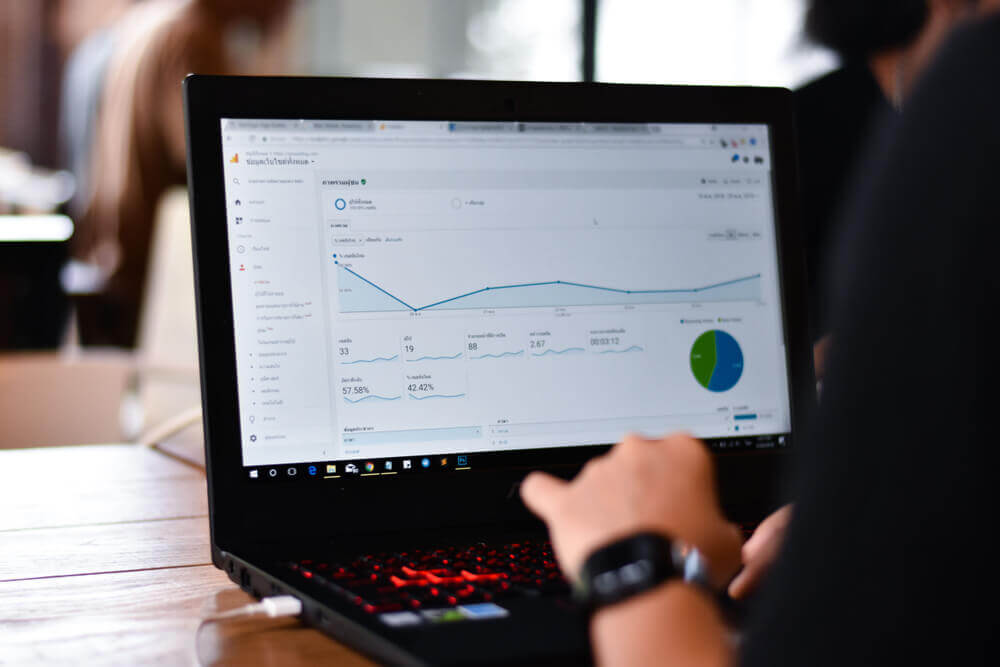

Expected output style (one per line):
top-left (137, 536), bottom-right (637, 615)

top-left (220, 119), bottom-right (791, 475)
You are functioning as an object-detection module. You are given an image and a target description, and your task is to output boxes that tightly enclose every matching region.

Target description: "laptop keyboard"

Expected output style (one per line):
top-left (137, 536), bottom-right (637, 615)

top-left (289, 524), bottom-right (761, 621)
top-left (289, 538), bottom-right (570, 616)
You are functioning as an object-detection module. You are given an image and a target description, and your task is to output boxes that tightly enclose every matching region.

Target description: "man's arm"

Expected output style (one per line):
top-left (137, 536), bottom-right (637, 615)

top-left (591, 582), bottom-right (731, 667)
top-left (521, 433), bottom-right (740, 665)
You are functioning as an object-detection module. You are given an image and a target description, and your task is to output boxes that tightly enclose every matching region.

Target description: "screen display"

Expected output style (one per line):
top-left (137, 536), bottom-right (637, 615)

top-left (219, 119), bottom-right (791, 481)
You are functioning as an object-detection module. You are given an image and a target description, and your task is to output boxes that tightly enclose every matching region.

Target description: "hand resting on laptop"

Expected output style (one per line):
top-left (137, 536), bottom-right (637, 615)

top-left (521, 432), bottom-right (742, 666)
top-left (521, 432), bottom-right (742, 590)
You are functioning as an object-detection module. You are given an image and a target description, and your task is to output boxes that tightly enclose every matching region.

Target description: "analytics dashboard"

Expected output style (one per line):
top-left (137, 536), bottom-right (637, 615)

top-left (220, 119), bottom-right (792, 469)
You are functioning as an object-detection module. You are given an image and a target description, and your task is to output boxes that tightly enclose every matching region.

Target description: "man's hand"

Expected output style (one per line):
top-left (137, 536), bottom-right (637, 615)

top-left (520, 432), bottom-right (742, 588)
top-left (813, 334), bottom-right (832, 383)
top-left (728, 504), bottom-right (792, 599)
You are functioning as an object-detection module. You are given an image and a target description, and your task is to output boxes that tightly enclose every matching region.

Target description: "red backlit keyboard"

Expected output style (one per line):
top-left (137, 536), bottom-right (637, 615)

top-left (290, 539), bottom-right (570, 615)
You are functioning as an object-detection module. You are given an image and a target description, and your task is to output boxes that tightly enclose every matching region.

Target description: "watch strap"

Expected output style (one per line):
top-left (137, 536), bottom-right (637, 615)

top-left (575, 532), bottom-right (680, 610)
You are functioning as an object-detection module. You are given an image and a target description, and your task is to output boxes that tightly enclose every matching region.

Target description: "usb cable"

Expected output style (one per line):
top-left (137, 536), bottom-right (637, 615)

top-left (195, 595), bottom-right (302, 665)
top-left (200, 595), bottom-right (302, 621)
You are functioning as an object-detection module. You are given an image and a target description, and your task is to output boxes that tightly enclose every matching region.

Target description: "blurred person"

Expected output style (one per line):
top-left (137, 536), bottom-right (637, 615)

top-left (799, 0), bottom-right (979, 379)
top-left (731, 0), bottom-right (984, 603)
top-left (67, 0), bottom-right (294, 347)
top-left (523, 7), bottom-right (1000, 666)
top-left (0, 1), bottom-right (132, 349)
top-left (58, 0), bottom-right (134, 225)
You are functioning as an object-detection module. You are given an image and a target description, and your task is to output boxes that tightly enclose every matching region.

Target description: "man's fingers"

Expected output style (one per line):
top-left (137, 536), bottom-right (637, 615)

top-left (728, 506), bottom-right (793, 599)
top-left (743, 504), bottom-right (792, 555)
top-left (728, 561), bottom-right (760, 599)
top-left (621, 431), bottom-right (659, 446)
top-left (741, 523), bottom-right (768, 558)
top-left (520, 471), bottom-right (568, 520)
top-left (651, 431), bottom-right (709, 459)
top-left (728, 544), bottom-right (773, 599)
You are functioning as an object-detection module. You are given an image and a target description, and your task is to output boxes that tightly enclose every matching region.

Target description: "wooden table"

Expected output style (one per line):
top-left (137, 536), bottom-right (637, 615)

top-left (0, 444), bottom-right (374, 666)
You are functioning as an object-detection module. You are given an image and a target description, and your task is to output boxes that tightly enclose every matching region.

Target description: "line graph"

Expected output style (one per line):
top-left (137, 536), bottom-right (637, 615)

top-left (344, 394), bottom-right (401, 404)
top-left (340, 354), bottom-right (398, 365)
top-left (336, 263), bottom-right (762, 314)
top-left (408, 393), bottom-right (466, 400)
top-left (596, 345), bottom-right (644, 354)
top-left (406, 352), bottom-right (463, 362)
top-left (532, 347), bottom-right (586, 357)
top-left (470, 350), bottom-right (524, 360)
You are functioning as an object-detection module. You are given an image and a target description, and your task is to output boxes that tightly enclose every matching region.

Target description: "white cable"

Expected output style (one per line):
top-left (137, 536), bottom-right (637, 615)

top-left (201, 595), bottom-right (303, 622)
top-left (137, 405), bottom-right (203, 448)
top-left (194, 595), bottom-right (302, 665)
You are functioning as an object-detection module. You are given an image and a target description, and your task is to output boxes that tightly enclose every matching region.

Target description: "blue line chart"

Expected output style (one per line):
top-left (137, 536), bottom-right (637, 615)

top-left (596, 345), bottom-right (645, 354)
top-left (470, 350), bottom-right (524, 360)
top-left (408, 393), bottom-right (466, 400)
top-left (406, 352), bottom-right (463, 362)
top-left (336, 262), bottom-right (762, 313)
top-left (340, 354), bottom-right (399, 365)
top-left (344, 394), bottom-right (401, 404)
top-left (531, 347), bottom-right (586, 357)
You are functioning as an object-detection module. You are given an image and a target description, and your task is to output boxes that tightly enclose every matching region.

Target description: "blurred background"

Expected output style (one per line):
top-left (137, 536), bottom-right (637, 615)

top-left (0, 0), bottom-right (835, 450)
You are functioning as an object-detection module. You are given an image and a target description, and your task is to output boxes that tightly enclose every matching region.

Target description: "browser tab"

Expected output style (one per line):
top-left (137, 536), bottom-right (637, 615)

top-left (585, 124), bottom-right (651, 134)
top-left (225, 119), bottom-right (298, 130)
top-left (308, 121), bottom-right (376, 132)
top-left (517, 123), bottom-right (585, 134)
top-left (446, 122), bottom-right (518, 133)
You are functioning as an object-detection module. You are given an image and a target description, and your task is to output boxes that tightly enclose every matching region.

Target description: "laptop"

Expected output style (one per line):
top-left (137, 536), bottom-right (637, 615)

top-left (183, 75), bottom-right (812, 665)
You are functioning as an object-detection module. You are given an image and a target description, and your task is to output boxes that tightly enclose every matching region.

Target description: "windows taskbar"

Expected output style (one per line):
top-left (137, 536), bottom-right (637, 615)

top-left (242, 433), bottom-right (788, 482)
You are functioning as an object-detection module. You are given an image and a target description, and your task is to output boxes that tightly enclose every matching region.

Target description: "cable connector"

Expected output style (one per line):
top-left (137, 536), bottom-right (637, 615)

top-left (257, 595), bottom-right (303, 618)
top-left (195, 595), bottom-right (303, 666)
top-left (202, 595), bottom-right (303, 622)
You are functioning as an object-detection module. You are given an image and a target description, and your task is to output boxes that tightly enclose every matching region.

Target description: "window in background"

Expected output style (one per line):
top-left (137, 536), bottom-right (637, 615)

top-left (296, 0), bottom-right (581, 81)
top-left (597, 0), bottom-right (836, 88)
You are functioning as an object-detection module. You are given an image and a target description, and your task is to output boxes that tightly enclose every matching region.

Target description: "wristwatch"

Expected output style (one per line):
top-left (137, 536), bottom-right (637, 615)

top-left (574, 532), bottom-right (712, 611)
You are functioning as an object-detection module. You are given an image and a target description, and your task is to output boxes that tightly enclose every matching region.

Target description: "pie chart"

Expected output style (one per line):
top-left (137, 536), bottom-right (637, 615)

top-left (690, 330), bottom-right (744, 392)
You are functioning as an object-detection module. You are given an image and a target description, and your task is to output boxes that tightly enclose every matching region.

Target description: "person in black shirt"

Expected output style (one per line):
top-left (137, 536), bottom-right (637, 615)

top-left (521, 7), bottom-right (1000, 665)
top-left (797, 64), bottom-right (888, 353)
top-left (797, 0), bottom-right (978, 377)
top-left (730, 0), bottom-right (987, 602)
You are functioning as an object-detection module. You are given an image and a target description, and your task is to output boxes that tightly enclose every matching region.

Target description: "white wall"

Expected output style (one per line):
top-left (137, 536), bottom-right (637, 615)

top-left (296, 0), bottom-right (580, 81)
top-left (597, 0), bottom-right (836, 88)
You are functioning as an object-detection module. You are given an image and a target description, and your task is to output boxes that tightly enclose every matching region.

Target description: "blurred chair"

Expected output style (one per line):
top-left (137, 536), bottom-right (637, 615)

top-left (1, 148), bottom-right (77, 349)
top-left (0, 215), bottom-right (73, 350)
top-left (134, 186), bottom-right (201, 437)
top-left (71, 0), bottom-right (294, 347)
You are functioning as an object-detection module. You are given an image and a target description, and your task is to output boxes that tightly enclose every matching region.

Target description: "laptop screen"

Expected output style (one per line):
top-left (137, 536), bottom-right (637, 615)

top-left (219, 119), bottom-right (791, 481)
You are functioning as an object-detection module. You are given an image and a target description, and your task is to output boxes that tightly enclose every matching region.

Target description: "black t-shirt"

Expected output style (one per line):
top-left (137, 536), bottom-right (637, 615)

top-left (795, 64), bottom-right (891, 341)
top-left (742, 15), bottom-right (999, 666)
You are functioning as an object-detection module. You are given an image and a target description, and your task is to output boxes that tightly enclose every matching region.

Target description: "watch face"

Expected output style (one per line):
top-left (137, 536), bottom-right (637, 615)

top-left (579, 533), bottom-right (679, 608)
top-left (678, 546), bottom-right (713, 590)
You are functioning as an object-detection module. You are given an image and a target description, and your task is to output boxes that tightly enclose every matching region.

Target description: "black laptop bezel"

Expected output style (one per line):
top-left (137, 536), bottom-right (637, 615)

top-left (184, 75), bottom-right (813, 558)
